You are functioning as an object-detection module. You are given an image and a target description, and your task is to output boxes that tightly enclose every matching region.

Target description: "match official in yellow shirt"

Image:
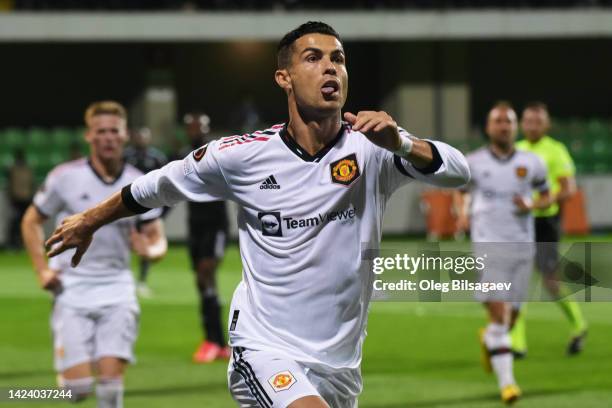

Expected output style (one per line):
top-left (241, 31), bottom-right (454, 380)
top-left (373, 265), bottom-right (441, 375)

top-left (512, 102), bottom-right (587, 357)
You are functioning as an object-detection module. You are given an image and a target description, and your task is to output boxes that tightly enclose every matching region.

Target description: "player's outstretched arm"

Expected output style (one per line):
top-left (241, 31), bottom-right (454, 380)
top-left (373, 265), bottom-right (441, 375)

top-left (45, 191), bottom-right (134, 267)
top-left (344, 110), bottom-right (470, 188)
top-left (556, 175), bottom-right (576, 204)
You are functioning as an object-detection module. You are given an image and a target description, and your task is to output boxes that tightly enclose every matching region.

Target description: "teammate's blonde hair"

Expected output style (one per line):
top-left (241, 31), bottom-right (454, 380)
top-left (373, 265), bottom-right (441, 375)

top-left (84, 101), bottom-right (127, 127)
top-left (491, 100), bottom-right (514, 111)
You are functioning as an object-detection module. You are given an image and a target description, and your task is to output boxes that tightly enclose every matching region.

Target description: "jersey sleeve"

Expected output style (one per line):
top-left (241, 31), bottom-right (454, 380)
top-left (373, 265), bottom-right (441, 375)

top-left (552, 143), bottom-right (576, 178)
top-left (123, 139), bottom-right (231, 213)
top-left (136, 206), bottom-right (164, 223)
top-left (32, 169), bottom-right (64, 218)
top-left (378, 128), bottom-right (471, 196)
top-left (531, 155), bottom-right (550, 193)
top-left (458, 153), bottom-right (476, 193)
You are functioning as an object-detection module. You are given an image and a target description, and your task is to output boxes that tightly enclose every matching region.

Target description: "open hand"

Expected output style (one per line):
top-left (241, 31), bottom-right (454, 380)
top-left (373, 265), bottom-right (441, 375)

top-left (344, 111), bottom-right (401, 152)
top-left (513, 194), bottom-right (532, 214)
top-left (38, 268), bottom-right (61, 292)
top-left (45, 212), bottom-right (94, 267)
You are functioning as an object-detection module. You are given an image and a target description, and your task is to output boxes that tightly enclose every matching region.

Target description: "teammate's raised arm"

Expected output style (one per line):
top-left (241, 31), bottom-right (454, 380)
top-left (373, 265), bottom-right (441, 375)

top-left (45, 191), bottom-right (133, 266)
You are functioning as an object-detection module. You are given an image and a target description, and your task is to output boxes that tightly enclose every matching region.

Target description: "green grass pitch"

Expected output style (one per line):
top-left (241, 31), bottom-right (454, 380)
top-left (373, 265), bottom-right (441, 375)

top-left (1, 240), bottom-right (611, 407)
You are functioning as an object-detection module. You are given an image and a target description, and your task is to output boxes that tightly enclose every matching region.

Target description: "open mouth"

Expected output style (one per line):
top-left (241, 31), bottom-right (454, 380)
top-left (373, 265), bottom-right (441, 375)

top-left (321, 80), bottom-right (339, 96)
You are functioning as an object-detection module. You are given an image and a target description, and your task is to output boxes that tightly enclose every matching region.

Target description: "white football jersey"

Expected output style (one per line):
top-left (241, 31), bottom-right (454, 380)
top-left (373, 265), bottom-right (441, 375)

top-left (34, 158), bottom-right (161, 308)
top-left (464, 147), bottom-right (549, 243)
top-left (126, 123), bottom-right (469, 369)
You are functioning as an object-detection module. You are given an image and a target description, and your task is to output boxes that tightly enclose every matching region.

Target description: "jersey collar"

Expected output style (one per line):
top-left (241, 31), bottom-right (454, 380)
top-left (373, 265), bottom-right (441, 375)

top-left (488, 146), bottom-right (516, 162)
top-left (279, 122), bottom-right (346, 162)
top-left (87, 158), bottom-right (126, 185)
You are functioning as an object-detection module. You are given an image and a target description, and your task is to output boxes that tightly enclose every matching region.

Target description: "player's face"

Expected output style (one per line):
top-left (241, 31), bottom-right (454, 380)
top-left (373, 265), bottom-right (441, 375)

top-left (521, 108), bottom-right (549, 142)
top-left (486, 107), bottom-right (517, 149)
top-left (86, 114), bottom-right (128, 162)
top-left (281, 34), bottom-right (348, 117)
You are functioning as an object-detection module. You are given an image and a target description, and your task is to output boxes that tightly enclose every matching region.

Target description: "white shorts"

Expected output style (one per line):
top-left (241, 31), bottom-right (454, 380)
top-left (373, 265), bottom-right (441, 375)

top-left (51, 302), bottom-right (140, 372)
top-left (228, 347), bottom-right (361, 408)
top-left (473, 243), bottom-right (534, 306)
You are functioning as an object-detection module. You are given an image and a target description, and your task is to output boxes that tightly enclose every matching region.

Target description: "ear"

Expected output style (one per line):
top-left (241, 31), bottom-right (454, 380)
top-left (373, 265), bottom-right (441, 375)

top-left (84, 127), bottom-right (92, 144)
top-left (275, 69), bottom-right (291, 93)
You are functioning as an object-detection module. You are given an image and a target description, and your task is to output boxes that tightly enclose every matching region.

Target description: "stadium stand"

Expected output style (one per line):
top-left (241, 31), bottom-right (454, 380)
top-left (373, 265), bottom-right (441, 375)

top-left (8, 0), bottom-right (612, 10)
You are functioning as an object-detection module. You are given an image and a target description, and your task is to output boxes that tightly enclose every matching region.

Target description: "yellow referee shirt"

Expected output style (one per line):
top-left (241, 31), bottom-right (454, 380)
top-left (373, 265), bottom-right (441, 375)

top-left (516, 135), bottom-right (575, 217)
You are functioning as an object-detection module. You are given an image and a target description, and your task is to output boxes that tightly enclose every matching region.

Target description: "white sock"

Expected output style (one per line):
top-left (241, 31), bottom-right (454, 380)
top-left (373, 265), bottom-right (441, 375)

top-left (96, 377), bottom-right (124, 408)
top-left (63, 376), bottom-right (94, 402)
top-left (484, 322), bottom-right (516, 389)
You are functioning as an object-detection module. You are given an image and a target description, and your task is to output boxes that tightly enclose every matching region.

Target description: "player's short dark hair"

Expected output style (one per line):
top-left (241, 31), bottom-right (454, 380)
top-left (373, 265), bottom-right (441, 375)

top-left (277, 21), bottom-right (342, 69)
top-left (523, 101), bottom-right (549, 114)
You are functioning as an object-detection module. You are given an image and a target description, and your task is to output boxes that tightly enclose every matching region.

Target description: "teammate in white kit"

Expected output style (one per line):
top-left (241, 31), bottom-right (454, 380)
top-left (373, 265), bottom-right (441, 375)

top-left (21, 101), bottom-right (167, 407)
top-left (44, 23), bottom-right (470, 408)
top-left (454, 101), bottom-right (551, 404)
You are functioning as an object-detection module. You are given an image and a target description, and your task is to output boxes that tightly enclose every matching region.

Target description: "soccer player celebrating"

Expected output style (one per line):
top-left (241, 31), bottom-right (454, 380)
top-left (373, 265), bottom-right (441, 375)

top-left (44, 23), bottom-right (469, 408)
top-left (513, 102), bottom-right (588, 356)
top-left (455, 101), bottom-right (551, 404)
top-left (21, 101), bottom-right (167, 407)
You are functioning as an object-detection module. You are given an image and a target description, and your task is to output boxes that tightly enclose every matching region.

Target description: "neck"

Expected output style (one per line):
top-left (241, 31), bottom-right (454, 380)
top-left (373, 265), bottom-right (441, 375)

top-left (527, 134), bottom-right (544, 144)
top-left (490, 142), bottom-right (514, 157)
top-left (286, 103), bottom-right (342, 156)
top-left (90, 154), bottom-right (123, 182)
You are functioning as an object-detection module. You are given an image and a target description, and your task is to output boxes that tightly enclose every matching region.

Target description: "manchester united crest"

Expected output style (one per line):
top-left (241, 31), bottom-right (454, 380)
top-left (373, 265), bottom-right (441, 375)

top-left (515, 166), bottom-right (528, 178)
top-left (268, 371), bottom-right (296, 392)
top-left (330, 153), bottom-right (360, 186)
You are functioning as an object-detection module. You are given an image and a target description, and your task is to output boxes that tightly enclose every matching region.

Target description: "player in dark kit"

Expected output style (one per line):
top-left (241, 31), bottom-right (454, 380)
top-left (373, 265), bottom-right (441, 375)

top-left (124, 127), bottom-right (168, 297)
top-left (182, 113), bottom-right (231, 363)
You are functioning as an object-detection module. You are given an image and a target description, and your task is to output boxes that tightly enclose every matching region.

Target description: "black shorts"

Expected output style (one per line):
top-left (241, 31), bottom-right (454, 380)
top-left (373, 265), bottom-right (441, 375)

top-left (534, 215), bottom-right (560, 275)
top-left (188, 225), bottom-right (227, 269)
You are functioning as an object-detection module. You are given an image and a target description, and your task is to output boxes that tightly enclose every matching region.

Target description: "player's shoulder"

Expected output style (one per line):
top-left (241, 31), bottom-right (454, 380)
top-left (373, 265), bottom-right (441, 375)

top-left (212, 124), bottom-right (283, 158)
top-left (515, 149), bottom-right (544, 167)
top-left (466, 146), bottom-right (489, 162)
top-left (545, 136), bottom-right (570, 152)
top-left (46, 157), bottom-right (88, 181)
top-left (515, 139), bottom-right (529, 149)
top-left (515, 148), bottom-right (538, 159)
top-left (515, 149), bottom-right (540, 159)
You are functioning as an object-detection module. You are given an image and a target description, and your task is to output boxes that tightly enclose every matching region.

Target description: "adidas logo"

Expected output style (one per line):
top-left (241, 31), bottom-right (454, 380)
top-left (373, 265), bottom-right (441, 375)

top-left (260, 175), bottom-right (281, 190)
